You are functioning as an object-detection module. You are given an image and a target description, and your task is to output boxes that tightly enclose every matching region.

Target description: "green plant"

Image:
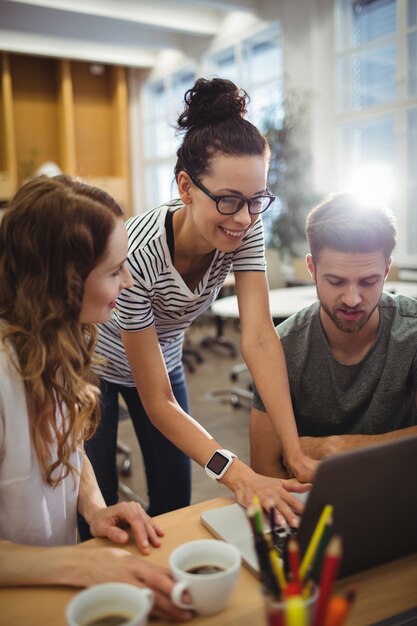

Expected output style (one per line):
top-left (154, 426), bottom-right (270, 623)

top-left (263, 89), bottom-right (319, 259)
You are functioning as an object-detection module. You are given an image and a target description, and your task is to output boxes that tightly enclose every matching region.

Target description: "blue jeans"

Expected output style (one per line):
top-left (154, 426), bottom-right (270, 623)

top-left (78, 365), bottom-right (191, 541)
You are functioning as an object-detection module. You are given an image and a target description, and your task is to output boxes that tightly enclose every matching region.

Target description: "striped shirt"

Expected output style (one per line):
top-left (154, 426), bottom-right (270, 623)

top-left (96, 203), bottom-right (266, 386)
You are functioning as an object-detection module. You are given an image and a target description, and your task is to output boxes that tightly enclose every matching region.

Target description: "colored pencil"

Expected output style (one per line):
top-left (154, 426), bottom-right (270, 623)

top-left (269, 502), bottom-right (276, 536)
top-left (309, 512), bottom-right (333, 583)
top-left (252, 496), bottom-right (264, 535)
top-left (247, 503), bottom-right (280, 598)
top-left (299, 504), bottom-right (334, 581)
top-left (247, 503), bottom-right (258, 536)
top-left (281, 532), bottom-right (291, 578)
top-left (269, 547), bottom-right (287, 594)
top-left (312, 535), bottom-right (343, 626)
top-left (284, 594), bottom-right (308, 626)
top-left (323, 589), bottom-right (357, 626)
top-left (288, 538), bottom-right (302, 591)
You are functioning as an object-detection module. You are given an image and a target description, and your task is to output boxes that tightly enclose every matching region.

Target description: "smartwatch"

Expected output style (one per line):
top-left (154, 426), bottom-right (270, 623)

top-left (205, 449), bottom-right (237, 480)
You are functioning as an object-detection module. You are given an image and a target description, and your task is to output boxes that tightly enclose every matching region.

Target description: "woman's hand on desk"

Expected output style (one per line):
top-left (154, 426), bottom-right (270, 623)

top-left (78, 547), bottom-right (192, 622)
top-left (221, 459), bottom-right (311, 528)
top-left (88, 501), bottom-right (164, 555)
top-left (0, 541), bottom-right (191, 621)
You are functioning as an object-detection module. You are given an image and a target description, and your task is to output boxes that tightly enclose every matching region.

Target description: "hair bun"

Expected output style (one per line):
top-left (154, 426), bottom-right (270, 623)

top-left (177, 78), bottom-right (249, 130)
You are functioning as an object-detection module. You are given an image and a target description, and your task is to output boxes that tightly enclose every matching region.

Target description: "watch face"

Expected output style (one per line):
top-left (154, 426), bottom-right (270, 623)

top-left (207, 451), bottom-right (230, 475)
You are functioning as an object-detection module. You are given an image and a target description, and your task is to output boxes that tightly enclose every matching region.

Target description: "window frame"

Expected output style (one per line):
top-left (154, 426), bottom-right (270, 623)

top-left (335, 0), bottom-right (417, 266)
top-left (139, 23), bottom-right (283, 212)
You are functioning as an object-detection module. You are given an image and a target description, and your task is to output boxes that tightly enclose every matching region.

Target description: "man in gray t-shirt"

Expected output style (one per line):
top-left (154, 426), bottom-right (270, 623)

top-left (250, 193), bottom-right (417, 478)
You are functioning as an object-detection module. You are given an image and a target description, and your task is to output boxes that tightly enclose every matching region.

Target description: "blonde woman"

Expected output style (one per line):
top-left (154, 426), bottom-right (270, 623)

top-left (0, 176), bottom-right (191, 622)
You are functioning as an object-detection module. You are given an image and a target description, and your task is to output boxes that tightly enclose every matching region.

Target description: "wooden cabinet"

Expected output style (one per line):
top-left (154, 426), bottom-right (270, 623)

top-left (0, 52), bottom-right (131, 214)
top-left (0, 54), bottom-right (17, 200)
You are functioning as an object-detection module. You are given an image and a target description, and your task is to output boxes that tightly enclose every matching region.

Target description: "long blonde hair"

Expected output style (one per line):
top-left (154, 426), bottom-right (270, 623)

top-left (0, 175), bottom-right (124, 486)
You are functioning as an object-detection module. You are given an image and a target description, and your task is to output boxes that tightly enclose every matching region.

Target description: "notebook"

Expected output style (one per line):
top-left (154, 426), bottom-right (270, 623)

top-left (200, 435), bottom-right (417, 578)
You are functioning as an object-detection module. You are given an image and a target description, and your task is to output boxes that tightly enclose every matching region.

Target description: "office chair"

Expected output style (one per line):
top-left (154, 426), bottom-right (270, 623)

top-left (116, 403), bottom-right (148, 507)
top-left (199, 272), bottom-right (237, 358)
top-left (116, 441), bottom-right (148, 508)
top-left (182, 331), bottom-right (204, 373)
top-left (200, 313), bottom-right (237, 357)
top-left (117, 440), bottom-right (132, 476)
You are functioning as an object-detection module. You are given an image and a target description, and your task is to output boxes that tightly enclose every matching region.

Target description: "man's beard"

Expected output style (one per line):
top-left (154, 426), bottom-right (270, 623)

top-left (320, 300), bottom-right (380, 333)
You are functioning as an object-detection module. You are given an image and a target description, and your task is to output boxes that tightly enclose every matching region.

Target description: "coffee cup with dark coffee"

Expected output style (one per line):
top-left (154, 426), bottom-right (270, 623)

top-left (169, 539), bottom-right (241, 615)
top-left (66, 582), bottom-right (153, 626)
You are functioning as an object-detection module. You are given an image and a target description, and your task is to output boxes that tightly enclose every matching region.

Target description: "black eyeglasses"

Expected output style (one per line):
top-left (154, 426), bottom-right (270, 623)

top-left (187, 173), bottom-right (275, 215)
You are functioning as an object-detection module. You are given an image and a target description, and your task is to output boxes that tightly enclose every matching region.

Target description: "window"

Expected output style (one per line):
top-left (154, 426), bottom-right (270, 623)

top-left (241, 29), bottom-right (284, 129)
top-left (337, 115), bottom-right (396, 168)
top-left (407, 107), bottom-right (417, 252)
top-left (335, 0), bottom-right (417, 264)
top-left (205, 47), bottom-right (239, 85)
top-left (409, 0), bottom-right (417, 96)
top-left (204, 25), bottom-right (283, 130)
top-left (141, 68), bottom-right (196, 209)
top-left (140, 24), bottom-right (283, 210)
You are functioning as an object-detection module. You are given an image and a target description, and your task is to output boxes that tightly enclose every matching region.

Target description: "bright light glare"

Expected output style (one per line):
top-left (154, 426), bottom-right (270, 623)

top-left (346, 164), bottom-right (395, 206)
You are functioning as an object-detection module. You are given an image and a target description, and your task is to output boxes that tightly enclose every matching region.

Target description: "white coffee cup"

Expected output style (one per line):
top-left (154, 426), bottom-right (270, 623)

top-left (66, 582), bottom-right (154, 626)
top-left (169, 539), bottom-right (241, 615)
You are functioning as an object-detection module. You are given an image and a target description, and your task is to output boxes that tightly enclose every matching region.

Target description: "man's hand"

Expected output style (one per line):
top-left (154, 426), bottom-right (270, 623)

top-left (298, 428), bottom-right (417, 460)
top-left (299, 435), bottom-right (338, 459)
top-left (298, 431), bottom-right (407, 460)
top-left (88, 501), bottom-right (164, 554)
top-left (284, 453), bottom-right (319, 483)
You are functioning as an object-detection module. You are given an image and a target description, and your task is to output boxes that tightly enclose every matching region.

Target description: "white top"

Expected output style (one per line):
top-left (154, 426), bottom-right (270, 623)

top-left (96, 203), bottom-right (266, 385)
top-left (0, 342), bottom-right (82, 546)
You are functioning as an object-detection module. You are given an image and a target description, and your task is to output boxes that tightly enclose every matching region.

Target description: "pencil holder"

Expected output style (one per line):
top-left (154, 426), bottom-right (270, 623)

top-left (262, 585), bottom-right (318, 626)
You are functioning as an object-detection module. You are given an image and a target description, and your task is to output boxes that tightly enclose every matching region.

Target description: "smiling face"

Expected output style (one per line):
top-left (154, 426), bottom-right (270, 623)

top-left (308, 248), bottom-right (390, 334)
top-left (179, 154), bottom-right (269, 253)
top-left (80, 218), bottom-right (133, 324)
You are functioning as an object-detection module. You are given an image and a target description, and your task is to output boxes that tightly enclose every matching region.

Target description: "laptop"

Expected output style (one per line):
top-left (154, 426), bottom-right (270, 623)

top-left (201, 435), bottom-right (417, 578)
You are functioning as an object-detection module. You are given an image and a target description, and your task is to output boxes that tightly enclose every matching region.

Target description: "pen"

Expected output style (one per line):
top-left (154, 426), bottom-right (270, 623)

top-left (300, 504), bottom-right (333, 581)
top-left (312, 535), bottom-right (343, 626)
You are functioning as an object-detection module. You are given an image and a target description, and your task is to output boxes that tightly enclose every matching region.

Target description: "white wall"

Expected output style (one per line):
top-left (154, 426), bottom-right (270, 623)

top-left (276, 0), bottom-right (336, 197)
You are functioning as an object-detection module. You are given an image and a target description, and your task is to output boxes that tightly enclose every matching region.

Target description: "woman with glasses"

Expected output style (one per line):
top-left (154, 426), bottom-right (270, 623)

top-left (79, 78), bottom-right (315, 538)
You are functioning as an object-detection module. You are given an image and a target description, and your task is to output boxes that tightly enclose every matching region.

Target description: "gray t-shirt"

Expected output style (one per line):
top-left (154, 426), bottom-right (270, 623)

top-left (252, 292), bottom-right (417, 436)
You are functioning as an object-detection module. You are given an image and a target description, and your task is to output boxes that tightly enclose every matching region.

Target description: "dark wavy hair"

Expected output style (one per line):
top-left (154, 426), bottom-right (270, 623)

top-left (0, 175), bottom-right (123, 486)
top-left (174, 77), bottom-right (269, 180)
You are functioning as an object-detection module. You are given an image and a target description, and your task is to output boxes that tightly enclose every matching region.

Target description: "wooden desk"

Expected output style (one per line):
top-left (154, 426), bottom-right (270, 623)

top-left (1, 497), bottom-right (416, 626)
